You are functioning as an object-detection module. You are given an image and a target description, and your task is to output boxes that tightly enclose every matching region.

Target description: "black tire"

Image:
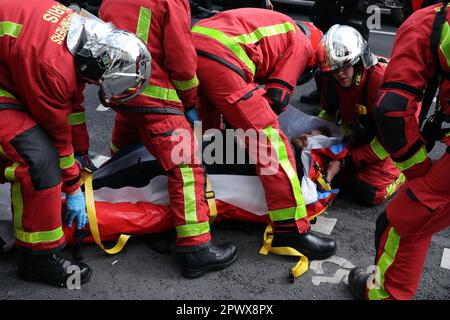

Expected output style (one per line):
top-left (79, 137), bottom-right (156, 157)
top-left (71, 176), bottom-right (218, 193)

top-left (391, 7), bottom-right (403, 26)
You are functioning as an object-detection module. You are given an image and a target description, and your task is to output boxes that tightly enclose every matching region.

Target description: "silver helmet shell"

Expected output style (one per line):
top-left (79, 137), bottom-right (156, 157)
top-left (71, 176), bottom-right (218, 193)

top-left (317, 24), bottom-right (377, 73)
top-left (67, 9), bottom-right (151, 104)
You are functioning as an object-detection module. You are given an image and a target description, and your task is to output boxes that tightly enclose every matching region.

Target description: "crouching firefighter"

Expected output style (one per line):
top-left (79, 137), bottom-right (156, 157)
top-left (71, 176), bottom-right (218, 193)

top-left (316, 25), bottom-right (405, 205)
top-left (348, 0), bottom-right (450, 300)
top-left (99, 0), bottom-right (238, 278)
top-left (0, 0), bottom-right (151, 287)
top-left (191, 8), bottom-right (337, 260)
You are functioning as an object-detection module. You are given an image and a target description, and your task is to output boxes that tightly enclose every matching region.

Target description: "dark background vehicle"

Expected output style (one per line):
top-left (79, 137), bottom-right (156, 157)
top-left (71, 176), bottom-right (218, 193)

top-left (272, 0), bottom-right (403, 26)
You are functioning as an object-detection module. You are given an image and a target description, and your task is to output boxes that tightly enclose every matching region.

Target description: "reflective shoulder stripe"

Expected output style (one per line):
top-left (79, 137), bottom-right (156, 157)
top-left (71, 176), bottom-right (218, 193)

top-left (172, 75), bottom-right (199, 91)
top-left (368, 227), bottom-right (401, 300)
top-left (394, 145), bottom-right (428, 171)
top-left (142, 84), bottom-right (181, 102)
top-left (0, 88), bottom-right (16, 99)
top-left (60, 153), bottom-right (75, 170)
top-left (370, 136), bottom-right (390, 160)
top-left (231, 22), bottom-right (296, 44)
top-left (192, 25), bottom-right (256, 75)
top-left (0, 21), bottom-right (22, 38)
top-left (67, 112), bottom-right (86, 125)
top-left (136, 7), bottom-right (152, 44)
top-left (440, 21), bottom-right (450, 68)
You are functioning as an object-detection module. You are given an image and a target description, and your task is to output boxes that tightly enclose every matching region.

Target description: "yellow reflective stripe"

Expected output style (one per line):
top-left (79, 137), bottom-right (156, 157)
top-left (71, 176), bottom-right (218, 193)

top-left (142, 84), bottom-right (181, 102)
top-left (4, 162), bottom-right (19, 181)
top-left (176, 221), bottom-right (210, 237)
top-left (394, 145), bottom-right (428, 171)
top-left (317, 110), bottom-right (336, 122)
top-left (180, 165), bottom-right (197, 224)
top-left (370, 136), bottom-right (389, 160)
top-left (67, 112), bottom-right (86, 125)
top-left (172, 75), bottom-right (199, 91)
top-left (192, 25), bottom-right (256, 74)
top-left (11, 180), bottom-right (63, 244)
top-left (0, 21), bottom-right (22, 38)
top-left (136, 7), bottom-right (152, 44)
top-left (263, 125), bottom-right (307, 221)
top-left (60, 153), bottom-right (75, 170)
top-left (446, 131), bottom-right (450, 137)
top-left (385, 173), bottom-right (405, 199)
top-left (110, 143), bottom-right (120, 154)
top-left (368, 227), bottom-right (401, 300)
top-left (231, 22), bottom-right (296, 44)
top-left (0, 88), bottom-right (16, 99)
top-left (440, 22), bottom-right (450, 68)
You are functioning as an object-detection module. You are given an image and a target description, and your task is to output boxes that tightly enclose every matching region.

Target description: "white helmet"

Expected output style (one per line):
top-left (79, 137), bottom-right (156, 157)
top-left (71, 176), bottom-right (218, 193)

top-left (317, 24), bottom-right (377, 73)
top-left (67, 9), bottom-right (151, 104)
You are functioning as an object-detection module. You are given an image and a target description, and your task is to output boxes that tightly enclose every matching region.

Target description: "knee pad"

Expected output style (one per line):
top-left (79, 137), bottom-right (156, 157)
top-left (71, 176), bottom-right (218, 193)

top-left (11, 125), bottom-right (61, 190)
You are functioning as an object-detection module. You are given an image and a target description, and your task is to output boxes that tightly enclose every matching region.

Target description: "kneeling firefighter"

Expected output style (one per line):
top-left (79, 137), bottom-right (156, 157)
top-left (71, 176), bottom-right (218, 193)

top-left (191, 8), bottom-right (337, 260)
top-left (317, 25), bottom-right (405, 205)
top-left (0, 0), bottom-right (151, 287)
top-left (99, 0), bottom-right (238, 278)
top-left (348, 0), bottom-right (450, 300)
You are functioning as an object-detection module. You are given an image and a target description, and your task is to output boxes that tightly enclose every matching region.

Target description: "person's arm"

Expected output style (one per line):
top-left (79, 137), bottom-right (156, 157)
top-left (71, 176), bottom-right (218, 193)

top-left (164, 0), bottom-right (199, 110)
top-left (68, 83), bottom-right (89, 156)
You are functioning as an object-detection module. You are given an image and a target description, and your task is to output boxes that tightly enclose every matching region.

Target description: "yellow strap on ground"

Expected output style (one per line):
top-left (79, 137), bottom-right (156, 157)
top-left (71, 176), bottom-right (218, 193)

top-left (259, 225), bottom-right (309, 280)
top-left (83, 172), bottom-right (131, 255)
top-left (205, 177), bottom-right (217, 223)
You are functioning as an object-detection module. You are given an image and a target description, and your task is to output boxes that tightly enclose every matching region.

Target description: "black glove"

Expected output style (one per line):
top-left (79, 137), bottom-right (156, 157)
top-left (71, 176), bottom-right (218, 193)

top-left (421, 109), bottom-right (446, 152)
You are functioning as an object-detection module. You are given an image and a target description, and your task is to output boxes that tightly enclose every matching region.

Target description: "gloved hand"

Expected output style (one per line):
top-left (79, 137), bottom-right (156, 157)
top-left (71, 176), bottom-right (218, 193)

top-left (185, 107), bottom-right (200, 125)
top-left (421, 109), bottom-right (446, 152)
top-left (65, 190), bottom-right (88, 230)
top-left (75, 153), bottom-right (98, 172)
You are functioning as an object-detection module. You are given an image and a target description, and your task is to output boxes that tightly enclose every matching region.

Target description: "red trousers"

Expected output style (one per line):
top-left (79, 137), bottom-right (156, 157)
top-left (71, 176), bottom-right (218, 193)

top-left (367, 151), bottom-right (450, 300)
top-left (0, 109), bottom-right (65, 253)
top-left (341, 157), bottom-right (405, 205)
top-left (110, 111), bottom-right (211, 247)
top-left (196, 56), bottom-right (310, 233)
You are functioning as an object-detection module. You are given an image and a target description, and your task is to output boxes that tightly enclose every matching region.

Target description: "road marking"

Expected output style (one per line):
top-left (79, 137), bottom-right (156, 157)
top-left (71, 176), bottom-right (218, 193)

top-left (310, 216), bottom-right (337, 235)
top-left (312, 269), bottom-right (351, 286)
top-left (441, 248), bottom-right (450, 270)
top-left (310, 256), bottom-right (355, 275)
top-left (310, 256), bottom-right (356, 286)
top-left (97, 104), bottom-right (110, 111)
top-left (370, 29), bottom-right (396, 36)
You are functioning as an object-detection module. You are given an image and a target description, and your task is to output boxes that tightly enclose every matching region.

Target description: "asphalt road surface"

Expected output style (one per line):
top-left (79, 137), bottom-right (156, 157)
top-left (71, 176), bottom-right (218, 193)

top-left (1, 3), bottom-right (449, 301)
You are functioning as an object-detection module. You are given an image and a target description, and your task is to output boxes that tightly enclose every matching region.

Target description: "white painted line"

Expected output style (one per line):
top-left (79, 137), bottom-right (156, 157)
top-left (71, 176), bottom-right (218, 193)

top-left (440, 248), bottom-right (450, 270)
top-left (310, 216), bottom-right (337, 235)
top-left (370, 30), bottom-right (397, 36)
top-left (96, 104), bottom-right (110, 111)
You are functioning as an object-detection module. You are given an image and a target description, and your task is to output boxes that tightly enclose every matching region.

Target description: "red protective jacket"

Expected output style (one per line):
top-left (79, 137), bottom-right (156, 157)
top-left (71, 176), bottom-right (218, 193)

top-left (0, 0), bottom-right (82, 193)
top-left (192, 8), bottom-right (313, 109)
top-left (374, 3), bottom-right (450, 180)
top-left (99, 0), bottom-right (199, 111)
top-left (320, 63), bottom-right (389, 166)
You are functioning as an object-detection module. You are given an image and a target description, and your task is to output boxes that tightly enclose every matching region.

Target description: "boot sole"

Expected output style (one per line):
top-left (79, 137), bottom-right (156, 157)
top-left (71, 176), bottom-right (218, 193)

top-left (18, 268), bottom-right (93, 288)
top-left (181, 252), bottom-right (238, 279)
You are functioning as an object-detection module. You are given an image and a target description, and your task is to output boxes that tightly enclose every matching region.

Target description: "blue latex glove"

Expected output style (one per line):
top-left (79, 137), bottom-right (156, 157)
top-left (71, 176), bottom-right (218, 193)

top-left (185, 107), bottom-right (200, 124)
top-left (65, 191), bottom-right (88, 230)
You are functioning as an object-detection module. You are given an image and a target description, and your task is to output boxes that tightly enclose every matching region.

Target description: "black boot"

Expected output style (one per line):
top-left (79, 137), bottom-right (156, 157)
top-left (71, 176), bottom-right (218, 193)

top-left (177, 242), bottom-right (237, 278)
top-left (271, 231), bottom-right (336, 260)
top-left (348, 267), bottom-right (371, 300)
top-left (17, 249), bottom-right (92, 288)
top-left (300, 89), bottom-right (320, 104)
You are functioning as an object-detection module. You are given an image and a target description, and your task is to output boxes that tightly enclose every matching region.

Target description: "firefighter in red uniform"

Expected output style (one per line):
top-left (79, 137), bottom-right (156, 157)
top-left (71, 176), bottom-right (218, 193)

top-left (191, 9), bottom-right (337, 259)
top-left (0, 0), bottom-right (151, 287)
top-left (99, 0), bottom-right (238, 278)
top-left (348, 0), bottom-right (450, 299)
top-left (316, 25), bottom-right (405, 205)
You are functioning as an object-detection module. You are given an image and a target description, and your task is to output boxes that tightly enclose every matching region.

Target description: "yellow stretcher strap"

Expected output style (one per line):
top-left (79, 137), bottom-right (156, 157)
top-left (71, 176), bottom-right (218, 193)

top-left (259, 225), bottom-right (309, 281)
top-left (206, 177), bottom-right (217, 223)
top-left (83, 172), bottom-right (131, 255)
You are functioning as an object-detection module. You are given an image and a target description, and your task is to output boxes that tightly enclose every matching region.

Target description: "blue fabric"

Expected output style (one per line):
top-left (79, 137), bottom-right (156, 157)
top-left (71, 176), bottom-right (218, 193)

top-left (317, 189), bottom-right (339, 200)
top-left (65, 192), bottom-right (88, 229)
top-left (328, 143), bottom-right (346, 155)
top-left (186, 108), bottom-right (200, 124)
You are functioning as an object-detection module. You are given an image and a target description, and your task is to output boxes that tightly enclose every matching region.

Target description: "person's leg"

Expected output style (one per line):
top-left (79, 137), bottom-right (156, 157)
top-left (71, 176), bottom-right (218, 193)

top-left (197, 56), bottom-right (336, 259)
top-left (110, 112), bottom-right (141, 156)
top-left (349, 152), bottom-right (450, 299)
top-left (137, 112), bottom-right (237, 277)
top-left (0, 109), bottom-right (91, 287)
